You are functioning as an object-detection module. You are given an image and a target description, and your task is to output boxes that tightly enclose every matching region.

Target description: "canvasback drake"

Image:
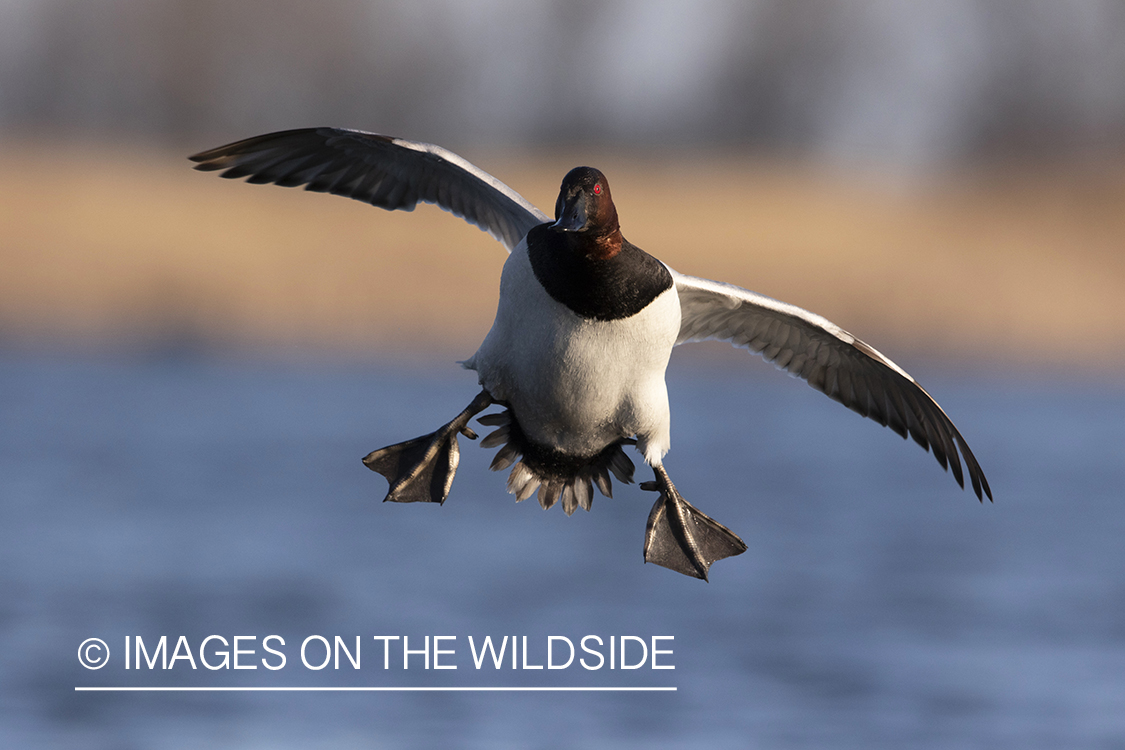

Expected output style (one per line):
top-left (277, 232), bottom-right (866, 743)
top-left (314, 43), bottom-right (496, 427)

top-left (191, 128), bottom-right (992, 580)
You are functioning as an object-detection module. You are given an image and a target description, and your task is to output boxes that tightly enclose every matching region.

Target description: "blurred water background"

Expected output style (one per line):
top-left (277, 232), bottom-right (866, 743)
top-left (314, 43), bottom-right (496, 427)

top-left (3, 351), bottom-right (1123, 749)
top-left (2, 1), bottom-right (1125, 748)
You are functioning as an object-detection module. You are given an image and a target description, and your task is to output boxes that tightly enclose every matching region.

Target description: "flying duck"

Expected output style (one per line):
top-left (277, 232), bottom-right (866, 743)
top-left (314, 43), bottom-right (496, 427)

top-left (190, 128), bottom-right (992, 580)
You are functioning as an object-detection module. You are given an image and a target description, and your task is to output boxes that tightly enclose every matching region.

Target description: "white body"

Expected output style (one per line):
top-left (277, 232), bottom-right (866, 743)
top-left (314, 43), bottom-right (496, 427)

top-left (465, 238), bottom-right (680, 466)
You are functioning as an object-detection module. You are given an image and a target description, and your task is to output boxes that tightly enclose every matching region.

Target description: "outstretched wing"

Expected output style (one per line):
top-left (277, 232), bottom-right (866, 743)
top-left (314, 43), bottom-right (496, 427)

top-left (189, 127), bottom-right (550, 253)
top-left (673, 271), bottom-right (992, 501)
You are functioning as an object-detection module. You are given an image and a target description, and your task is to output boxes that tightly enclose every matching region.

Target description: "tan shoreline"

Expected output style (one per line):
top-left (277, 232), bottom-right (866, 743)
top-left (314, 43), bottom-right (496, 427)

top-left (3, 141), bottom-right (1123, 370)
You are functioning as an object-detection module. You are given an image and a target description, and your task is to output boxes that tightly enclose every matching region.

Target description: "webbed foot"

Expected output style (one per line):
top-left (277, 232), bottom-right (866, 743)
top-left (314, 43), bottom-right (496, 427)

top-left (641, 465), bottom-right (747, 581)
top-left (362, 390), bottom-right (493, 504)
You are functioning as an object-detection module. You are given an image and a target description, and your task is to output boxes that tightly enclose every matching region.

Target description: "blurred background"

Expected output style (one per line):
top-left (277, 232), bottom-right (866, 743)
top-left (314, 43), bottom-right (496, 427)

top-left (3, 0), bottom-right (1125, 361)
top-left (2, 1), bottom-right (1124, 748)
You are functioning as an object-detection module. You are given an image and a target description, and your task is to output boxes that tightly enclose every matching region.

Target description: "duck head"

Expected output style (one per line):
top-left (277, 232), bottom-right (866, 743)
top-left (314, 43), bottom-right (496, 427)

top-left (551, 167), bottom-right (622, 259)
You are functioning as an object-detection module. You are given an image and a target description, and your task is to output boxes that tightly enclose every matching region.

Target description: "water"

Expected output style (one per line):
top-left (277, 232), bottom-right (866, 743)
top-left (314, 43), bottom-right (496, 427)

top-left (2, 349), bottom-right (1123, 749)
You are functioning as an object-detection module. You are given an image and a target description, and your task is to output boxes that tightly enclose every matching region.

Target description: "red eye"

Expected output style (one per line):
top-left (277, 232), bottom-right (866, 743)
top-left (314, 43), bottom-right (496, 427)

top-left (593, 184), bottom-right (602, 195)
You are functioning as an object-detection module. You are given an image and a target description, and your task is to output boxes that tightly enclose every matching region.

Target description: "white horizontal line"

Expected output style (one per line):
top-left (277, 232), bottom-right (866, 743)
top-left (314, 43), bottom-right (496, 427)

top-left (75, 686), bottom-right (676, 692)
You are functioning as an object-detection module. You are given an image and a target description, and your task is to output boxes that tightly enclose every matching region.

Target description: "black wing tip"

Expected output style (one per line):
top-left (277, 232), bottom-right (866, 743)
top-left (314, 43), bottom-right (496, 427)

top-left (187, 127), bottom-right (346, 165)
top-left (896, 381), bottom-right (992, 505)
top-left (975, 468), bottom-right (994, 503)
top-left (954, 434), bottom-right (993, 503)
top-left (948, 438), bottom-right (992, 503)
top-left (932, 445), bottom-right (992, 503)
top-left (188, 148), bottom-right (227, 167)
top-left (865, 376), bottom-right (993, 504)
top-left (964, 470), bottom-right (992, 503)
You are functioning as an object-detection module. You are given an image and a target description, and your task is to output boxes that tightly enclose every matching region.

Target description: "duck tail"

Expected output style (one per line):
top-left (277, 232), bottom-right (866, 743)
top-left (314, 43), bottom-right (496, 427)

top-left (476, 408), bottom-right (636, 516)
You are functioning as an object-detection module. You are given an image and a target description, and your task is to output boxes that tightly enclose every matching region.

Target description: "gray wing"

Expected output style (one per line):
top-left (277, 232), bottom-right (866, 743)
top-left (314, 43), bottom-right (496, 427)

top-left (189, 127), bottom-right (550, 253)
top-left (673, 271), bottom-right (992, 501)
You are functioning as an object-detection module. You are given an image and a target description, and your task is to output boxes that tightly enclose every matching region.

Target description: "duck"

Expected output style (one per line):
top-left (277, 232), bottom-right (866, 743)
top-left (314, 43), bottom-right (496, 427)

top-left (190, 127), bottom-right (992, 580)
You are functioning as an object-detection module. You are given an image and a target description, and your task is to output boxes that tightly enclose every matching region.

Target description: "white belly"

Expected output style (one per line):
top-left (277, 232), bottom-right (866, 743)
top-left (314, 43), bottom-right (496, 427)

top-left (465, 241), bottom-right (679, 464)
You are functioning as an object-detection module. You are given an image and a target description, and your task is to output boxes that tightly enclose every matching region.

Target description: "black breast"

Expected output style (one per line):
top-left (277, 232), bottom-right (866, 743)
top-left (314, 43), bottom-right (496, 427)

top-left (526, 224), bottom-right (674, 321)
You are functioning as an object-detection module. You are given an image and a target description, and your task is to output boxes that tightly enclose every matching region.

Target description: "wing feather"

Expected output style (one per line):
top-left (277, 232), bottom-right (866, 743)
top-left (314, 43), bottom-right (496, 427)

top-left (190, 127), bottom-right (550, 253)
top-left (673, 271), bottom-right (992, 501)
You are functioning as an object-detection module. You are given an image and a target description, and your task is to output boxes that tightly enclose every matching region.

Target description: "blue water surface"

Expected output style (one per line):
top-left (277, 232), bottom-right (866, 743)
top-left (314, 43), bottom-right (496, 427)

top-left (1, 348), bottom-right (1123, 749)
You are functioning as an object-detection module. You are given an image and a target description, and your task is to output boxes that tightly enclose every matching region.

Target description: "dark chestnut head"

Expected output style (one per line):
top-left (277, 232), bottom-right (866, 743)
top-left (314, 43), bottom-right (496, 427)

top-left (551, 167), bottom-right (620, 241)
